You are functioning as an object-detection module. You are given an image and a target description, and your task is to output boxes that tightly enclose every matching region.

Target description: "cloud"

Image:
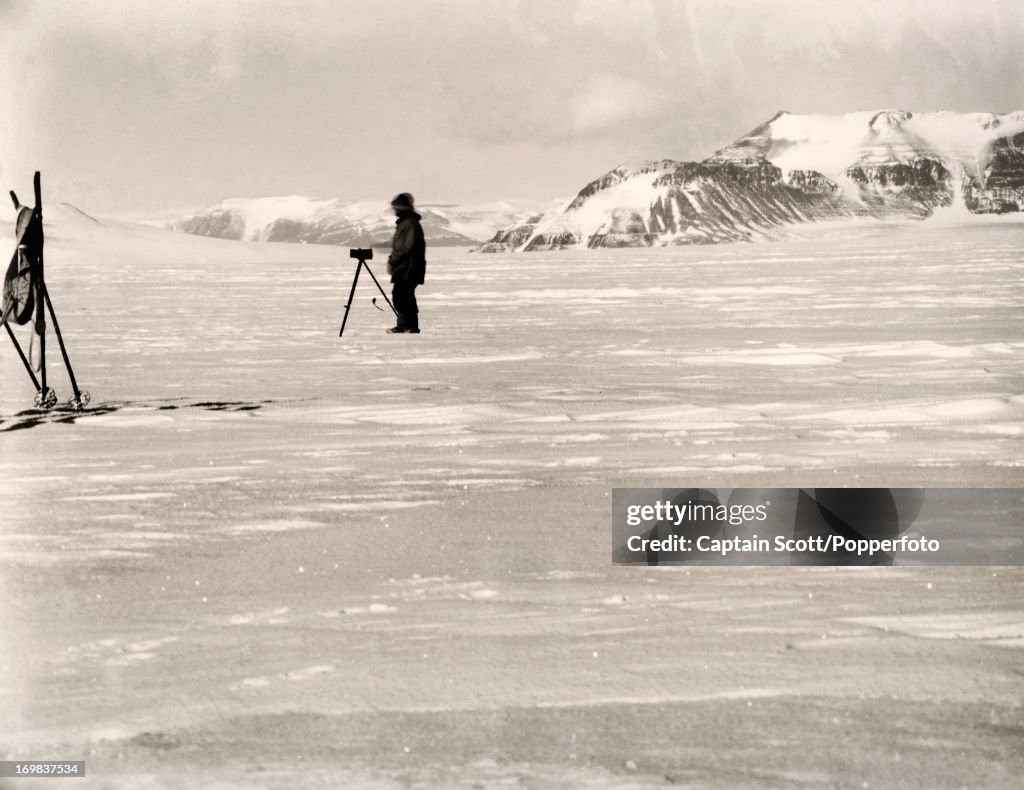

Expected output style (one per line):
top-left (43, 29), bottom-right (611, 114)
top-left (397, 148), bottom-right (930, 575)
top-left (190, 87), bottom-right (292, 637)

top-left (1, 0), bottom-right (1022, 211)
top-left (568, 74), bottom-right (663, 135)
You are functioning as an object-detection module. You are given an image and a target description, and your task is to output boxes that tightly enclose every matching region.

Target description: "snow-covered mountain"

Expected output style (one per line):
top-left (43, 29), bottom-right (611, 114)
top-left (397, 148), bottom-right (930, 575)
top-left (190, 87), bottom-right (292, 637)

top-left (170, 197), bottom-right (544, 247)
top-left (481, 110), bottom-right (1024, 251)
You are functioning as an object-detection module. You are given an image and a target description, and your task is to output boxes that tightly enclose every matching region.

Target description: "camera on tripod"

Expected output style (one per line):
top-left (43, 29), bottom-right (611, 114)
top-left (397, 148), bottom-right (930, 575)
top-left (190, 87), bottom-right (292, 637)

top-left (338, 247), bottom-right (394, 336)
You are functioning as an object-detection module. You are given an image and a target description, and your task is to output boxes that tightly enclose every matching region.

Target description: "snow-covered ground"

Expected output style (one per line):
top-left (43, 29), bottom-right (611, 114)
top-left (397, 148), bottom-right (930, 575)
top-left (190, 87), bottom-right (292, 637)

top-left (1, 215), bottom-right (1022, 788)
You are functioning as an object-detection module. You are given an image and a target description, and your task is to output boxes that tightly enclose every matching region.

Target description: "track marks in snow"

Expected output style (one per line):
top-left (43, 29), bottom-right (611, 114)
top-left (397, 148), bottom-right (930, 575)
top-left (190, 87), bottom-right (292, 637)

top-left (231, 664), bottom-right (337, 691)
top-left (812, 396), bottom-right (1020, 427)
top-left (386, 575), bottom-right (501, 602)
top-left (0, 400), bottom-right (274, 433)
top-left (318, 603), bottom-right (398, 617)
top-left (848, 611), bottom-right (1024, 647)
top-left (52, 635), bottom-right (180, 668)
top-left (228, 607), bottom-right (292, 626)
top-left (215, 518), bottom-right (329, 535)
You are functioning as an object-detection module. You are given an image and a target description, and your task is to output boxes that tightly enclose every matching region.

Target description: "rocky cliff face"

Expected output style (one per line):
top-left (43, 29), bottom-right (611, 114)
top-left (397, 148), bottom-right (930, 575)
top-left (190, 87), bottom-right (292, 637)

top-left (845, 158), bottom-right (953, 216)
top-left (177, 209), bottom-right (246, 240)
top-left (963, 131), bottom-right (1024, 213)
top-left (477, 213), bottom-right (548, 252)
top-left (984, 131), bottom-right (1024, 189)
top-left (482, 109), bottom-right (1024, 251)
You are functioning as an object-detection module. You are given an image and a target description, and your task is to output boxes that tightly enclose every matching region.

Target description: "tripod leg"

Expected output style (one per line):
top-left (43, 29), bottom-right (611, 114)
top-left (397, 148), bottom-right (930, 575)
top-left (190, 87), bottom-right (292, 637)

top-left (4, 322), bottom-right (41, 391)
top-left (362, 261), bottom-right (398, 316)
top-left (339, 260), bottom-right (363, 337)
top-left (42, 284), bottom-right (82, 401)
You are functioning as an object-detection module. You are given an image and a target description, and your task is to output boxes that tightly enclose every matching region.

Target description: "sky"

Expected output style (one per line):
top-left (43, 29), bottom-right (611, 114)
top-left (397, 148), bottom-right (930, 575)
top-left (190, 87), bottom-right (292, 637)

top-left (0, 0), bottom-right (1022, 215)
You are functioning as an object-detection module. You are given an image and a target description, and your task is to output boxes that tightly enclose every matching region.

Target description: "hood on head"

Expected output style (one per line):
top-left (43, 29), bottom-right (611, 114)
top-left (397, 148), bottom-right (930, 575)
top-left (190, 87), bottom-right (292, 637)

top-left (390, 192), bottom-right (415, 212)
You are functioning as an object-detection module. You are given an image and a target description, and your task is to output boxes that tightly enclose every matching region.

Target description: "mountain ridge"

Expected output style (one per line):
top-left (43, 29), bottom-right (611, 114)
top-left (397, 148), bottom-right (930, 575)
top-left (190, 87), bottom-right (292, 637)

top-left (480, 109), bottom-right (1024, 251)
top-left (169, 197), bottom-right (547, 248)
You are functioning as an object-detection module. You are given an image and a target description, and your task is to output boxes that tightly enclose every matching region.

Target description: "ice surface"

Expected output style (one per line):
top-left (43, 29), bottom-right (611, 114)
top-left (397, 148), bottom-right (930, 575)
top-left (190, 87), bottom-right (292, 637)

top-left (1, 215), bottom-right (1022, 787)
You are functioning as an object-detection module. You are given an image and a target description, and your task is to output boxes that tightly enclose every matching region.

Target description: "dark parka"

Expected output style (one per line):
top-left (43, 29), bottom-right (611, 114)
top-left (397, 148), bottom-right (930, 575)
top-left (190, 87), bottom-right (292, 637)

top-left (387, 211), bottom-right (426, 285)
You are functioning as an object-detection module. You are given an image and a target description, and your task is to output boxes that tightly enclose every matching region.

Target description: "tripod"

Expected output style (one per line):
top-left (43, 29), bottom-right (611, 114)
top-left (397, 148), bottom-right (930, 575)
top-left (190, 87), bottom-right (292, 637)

top-left (338, 250), bottom-right (397, 337)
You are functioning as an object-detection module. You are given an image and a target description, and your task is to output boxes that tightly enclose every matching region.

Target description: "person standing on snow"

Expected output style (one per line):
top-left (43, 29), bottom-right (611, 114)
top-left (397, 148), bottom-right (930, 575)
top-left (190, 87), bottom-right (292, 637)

top-left (386, 192), bottom-right (426, 334)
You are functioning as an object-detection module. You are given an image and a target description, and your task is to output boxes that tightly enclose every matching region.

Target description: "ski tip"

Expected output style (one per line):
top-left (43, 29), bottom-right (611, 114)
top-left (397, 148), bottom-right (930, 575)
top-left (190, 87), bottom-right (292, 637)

top-left (9, 190), bottom-right (19, 209)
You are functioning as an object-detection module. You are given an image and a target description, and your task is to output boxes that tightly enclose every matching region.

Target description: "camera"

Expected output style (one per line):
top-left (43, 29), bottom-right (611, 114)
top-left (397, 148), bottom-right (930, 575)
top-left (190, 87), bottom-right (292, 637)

top-left (350, 248), bottom-right (373, 260)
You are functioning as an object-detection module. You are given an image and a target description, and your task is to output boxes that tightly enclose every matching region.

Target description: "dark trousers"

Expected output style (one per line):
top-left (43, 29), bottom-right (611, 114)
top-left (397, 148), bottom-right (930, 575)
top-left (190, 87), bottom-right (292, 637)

top-left (391, 281), bottom-right (419, 330)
